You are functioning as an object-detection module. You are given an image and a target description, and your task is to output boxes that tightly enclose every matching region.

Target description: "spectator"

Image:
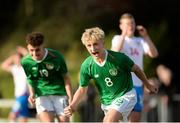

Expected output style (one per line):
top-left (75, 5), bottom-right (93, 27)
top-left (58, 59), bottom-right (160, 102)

top-left (156, 64), bottom-right (174, 121)
top-left (111, 13), bottom-right (159, 122)
top-left (1, 46), bottom-right (29, 122)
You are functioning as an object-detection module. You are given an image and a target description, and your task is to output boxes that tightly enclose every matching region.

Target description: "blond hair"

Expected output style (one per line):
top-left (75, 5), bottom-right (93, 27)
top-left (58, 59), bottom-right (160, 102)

top-left (119, 13), bottom-right (135, 23)
top-left (81, 27), bottom-right (105, 45)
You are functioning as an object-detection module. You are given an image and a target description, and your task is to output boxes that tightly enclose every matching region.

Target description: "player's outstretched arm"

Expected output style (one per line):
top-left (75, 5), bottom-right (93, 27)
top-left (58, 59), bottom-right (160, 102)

top-left (28, 84), bottom-right (36, 106)
top-left (63, 73), bottom-right (73, 103)
top-left (136, 25), bottom-right (159, 58)
top-left (1, 54), bottom-right (16, 72)
top-left (64, 86), bottom-right (88, 117)
top-left (131, 64), bottom-right (158, 93)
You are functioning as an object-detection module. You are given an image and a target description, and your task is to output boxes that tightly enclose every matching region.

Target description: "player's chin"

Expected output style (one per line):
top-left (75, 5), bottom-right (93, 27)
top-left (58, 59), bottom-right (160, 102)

top-left (34, 56), bottom-right (42, 61)
top-left (92, 54), bottom-right (99, 59)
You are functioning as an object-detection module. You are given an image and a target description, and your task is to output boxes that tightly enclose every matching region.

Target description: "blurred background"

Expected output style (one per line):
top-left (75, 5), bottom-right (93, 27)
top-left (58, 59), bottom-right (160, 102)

top-left (0, 0), bottom-right (180, 122)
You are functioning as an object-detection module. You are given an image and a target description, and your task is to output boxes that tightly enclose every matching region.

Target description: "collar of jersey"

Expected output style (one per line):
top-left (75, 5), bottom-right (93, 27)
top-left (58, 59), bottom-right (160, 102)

top-left (36, 48), bottom-right (48, 63)
top-left (94, 50), bottom-right (108, 67)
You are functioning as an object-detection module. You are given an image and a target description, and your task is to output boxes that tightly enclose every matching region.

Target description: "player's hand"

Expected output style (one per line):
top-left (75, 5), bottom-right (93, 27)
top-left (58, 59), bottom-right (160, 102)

top-left (146, 82), bottom-right (159, 94)
top-left (119, 24), bottom-right (129, 37)
top-left (136, 25), bottom-right (148, 37)
top-left (64, 106), bottom-right (74, 117)
top-left (28, 94), bottom-right (35, 106)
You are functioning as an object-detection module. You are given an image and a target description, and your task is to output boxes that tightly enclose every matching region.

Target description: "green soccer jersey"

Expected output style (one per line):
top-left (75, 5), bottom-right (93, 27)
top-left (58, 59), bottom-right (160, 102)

top-left (80, 50), bottom-right (134, 105)
top-left (21, 48), bottom-right (68, 97)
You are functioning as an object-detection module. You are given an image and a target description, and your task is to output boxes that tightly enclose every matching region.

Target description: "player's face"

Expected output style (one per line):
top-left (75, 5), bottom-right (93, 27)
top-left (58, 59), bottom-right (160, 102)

top-left (120, 18), bottom-right (136, 37)
top-left (27, 44), bottom-right (45, 61)
top-left (85, 40), bottom-right (105, 59)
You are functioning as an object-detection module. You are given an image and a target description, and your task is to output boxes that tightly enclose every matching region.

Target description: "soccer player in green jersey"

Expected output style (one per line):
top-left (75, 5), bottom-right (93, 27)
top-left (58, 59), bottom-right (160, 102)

top-left (21, 32), bottom-right (73, 122)
top-left (64, 27), bottom-right (158, 122)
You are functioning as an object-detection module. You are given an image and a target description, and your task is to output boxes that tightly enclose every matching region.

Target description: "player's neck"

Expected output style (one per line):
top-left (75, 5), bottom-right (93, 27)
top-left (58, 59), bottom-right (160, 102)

top-left (95, 49), bottom-right (107, 64)
top-left (36, 48), bottom-right (48, 62)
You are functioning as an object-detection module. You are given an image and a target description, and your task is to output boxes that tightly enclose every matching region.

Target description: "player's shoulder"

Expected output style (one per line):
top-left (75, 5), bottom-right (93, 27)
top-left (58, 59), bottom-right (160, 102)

top-left (112, 35), bottom-right (121, 40)
top-left (113, 34), bottom-right (121, 38)
top-left (21, 54), bottom-right (32, 62)
top-left (21, 54), bottom-right (33, 65)
top-left (81, 56), bottom-right (93, 67)
top-left (47, 48), bottom-right (60, 54)
top-left (47, 48), bottom-right (63, 58)
top-left (108, 50), bottom-right (125, 57)
top-left (108, 50), bottom-right (129, 61)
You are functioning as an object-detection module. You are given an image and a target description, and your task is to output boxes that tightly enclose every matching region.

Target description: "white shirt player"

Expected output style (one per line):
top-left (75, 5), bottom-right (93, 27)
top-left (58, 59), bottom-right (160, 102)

top-left (112, 35), bottom-right (150, 86)
top-left (10, 64), bottom-right (29, 97)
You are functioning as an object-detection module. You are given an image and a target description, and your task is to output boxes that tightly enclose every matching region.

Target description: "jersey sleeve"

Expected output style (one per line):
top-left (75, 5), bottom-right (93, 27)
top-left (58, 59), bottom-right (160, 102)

top-left (120, 53), bottom-right (135, 72)
top-left (79, 62), bottom-right (91, 87)
top-left (58, 54), bottom-right (68, 74)
top-left (20, 58), bottom-right (34, 86)
top-left (111, 35), bottom-right (121, 48)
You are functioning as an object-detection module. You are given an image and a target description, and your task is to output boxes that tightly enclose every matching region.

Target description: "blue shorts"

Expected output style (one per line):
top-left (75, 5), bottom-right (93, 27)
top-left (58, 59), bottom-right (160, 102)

top-left (132, 86), bottom-right (143, 112)
top-left (12, 94), bottom-right (29, 118)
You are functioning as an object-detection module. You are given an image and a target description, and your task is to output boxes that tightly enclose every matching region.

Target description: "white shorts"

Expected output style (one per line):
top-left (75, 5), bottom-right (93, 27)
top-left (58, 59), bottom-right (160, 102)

top-left (101, 89), bottom-right (137, 121)
top-left (35, 95), bottom-right (68, 116)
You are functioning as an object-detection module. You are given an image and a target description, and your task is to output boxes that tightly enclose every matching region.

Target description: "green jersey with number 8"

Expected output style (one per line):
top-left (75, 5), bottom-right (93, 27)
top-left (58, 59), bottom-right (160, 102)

top-left (80, 50), bottom-right (134, 105)
top-left (21, 48), bottom-right (68, 97)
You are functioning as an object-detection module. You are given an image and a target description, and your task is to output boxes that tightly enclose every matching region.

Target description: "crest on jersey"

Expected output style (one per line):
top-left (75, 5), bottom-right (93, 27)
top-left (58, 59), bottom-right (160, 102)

top-left (109, 68), bottom-right (117, 76)
top-left (46, 63), bottom-right (54, 70)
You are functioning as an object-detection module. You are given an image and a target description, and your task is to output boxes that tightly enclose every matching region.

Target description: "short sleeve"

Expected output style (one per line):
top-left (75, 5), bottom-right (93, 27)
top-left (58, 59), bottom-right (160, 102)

top-left (79, 63), bottom-right (91, 87)
top-left (59, 54), bottom-right (68, 74)
top-left (120, 53), bottom-right (135, 72)
top-left (111, 35), bottom-right (121, 48)
top-left (21, 58), bottom-right (33, 86)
